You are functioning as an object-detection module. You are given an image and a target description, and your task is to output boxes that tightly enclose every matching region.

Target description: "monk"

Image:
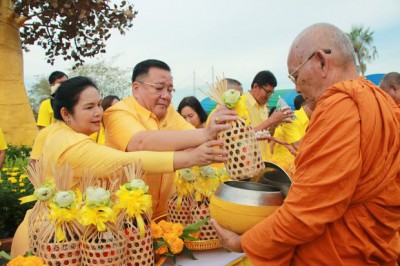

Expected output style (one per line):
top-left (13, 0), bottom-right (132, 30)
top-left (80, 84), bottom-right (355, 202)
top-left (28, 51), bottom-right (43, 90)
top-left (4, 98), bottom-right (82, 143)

top-left (380, 72), bottom-right (400, 107)
top-left (211, 23), bottom-right (400, 265)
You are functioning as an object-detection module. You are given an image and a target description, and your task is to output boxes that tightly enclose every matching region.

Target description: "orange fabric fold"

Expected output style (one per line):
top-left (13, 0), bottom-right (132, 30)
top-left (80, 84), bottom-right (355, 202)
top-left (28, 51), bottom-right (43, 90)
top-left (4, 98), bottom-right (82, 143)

top-left (241, 77), bottom-right (400, 265)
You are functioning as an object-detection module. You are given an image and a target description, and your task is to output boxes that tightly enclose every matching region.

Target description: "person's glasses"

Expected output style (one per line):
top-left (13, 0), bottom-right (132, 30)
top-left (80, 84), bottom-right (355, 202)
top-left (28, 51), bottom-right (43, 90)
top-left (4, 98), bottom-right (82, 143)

top-left (137, 81), bottom-right (175, 95)
top-left (288, 49), bottom-right (332, 84)
top-left (261, 86), bottom-right (274, 96)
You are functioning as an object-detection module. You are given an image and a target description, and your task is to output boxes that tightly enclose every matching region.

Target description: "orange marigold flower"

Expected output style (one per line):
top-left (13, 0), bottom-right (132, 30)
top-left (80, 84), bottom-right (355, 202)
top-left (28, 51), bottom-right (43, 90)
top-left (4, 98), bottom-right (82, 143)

top-left (169, 238), bottom-right (184, 254)
top-left (151, 221), bottom-right (163, 239)
top-left (171, 223), bottom-right (184, 236)
top-left (155, 244), bottom-right (168, 255)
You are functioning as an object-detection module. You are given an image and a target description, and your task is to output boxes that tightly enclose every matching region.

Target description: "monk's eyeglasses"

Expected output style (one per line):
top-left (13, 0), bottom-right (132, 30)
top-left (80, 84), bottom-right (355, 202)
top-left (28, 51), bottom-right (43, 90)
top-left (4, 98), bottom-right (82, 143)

top-left (288, 49), bottom-right (332, 84)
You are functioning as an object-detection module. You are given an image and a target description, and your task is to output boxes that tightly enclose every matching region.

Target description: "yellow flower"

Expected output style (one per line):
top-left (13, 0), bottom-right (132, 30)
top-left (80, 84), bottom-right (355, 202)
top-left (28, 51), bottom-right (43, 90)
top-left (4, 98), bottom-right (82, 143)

top-left (19, 174), bottom-right (27, 180)
top-left (171, 223), bottom-right (184, 237)
top-left (20, 189), bottom-right (26, 193)
top-left (10, 172), bottom-right (18, 177)
top-left (12, 167), bottom-right (19, 171)
top-left (2, 167), bottom-right (8, 171)
top-left (169, 237), bottom-right (184, 254)
top-left (8, 177), bottom-right (17, 183)
top-left (12, 189), bottom-right (17, 192)
top-left (0, 180), bottom-right (3, 183)
top-left (19, 182), bottom-right (25, 187)
top-left (7, 255), bottom-right (47, 266)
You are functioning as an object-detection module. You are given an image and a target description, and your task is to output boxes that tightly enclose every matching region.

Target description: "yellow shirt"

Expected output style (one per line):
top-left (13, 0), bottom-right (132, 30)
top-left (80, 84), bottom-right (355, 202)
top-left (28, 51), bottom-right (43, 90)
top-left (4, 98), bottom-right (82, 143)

top-left (30, 126), bottom-right (51, 160)
top-left (89, 123), bottom-right (105, 145)
top-left (37, 98), bottom-right (54, 127)
top-left (0, 128), bottom-right (7, 150)
top-left (37, 121), bottom-right (174, 181)
top-left (243, 91), bottom-right (270, 160)
top-left (104, 96), bottom-right (194, 217)
top-left (271, 107), bottom-right (309, 170)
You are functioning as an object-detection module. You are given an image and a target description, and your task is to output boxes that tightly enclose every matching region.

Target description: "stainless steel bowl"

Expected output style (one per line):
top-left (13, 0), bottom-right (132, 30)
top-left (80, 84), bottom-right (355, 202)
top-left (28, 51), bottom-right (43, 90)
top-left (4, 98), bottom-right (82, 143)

top-left (251, 161), bottom-right (292, 197)
top-left (214, 180), bottom-right (284, 207)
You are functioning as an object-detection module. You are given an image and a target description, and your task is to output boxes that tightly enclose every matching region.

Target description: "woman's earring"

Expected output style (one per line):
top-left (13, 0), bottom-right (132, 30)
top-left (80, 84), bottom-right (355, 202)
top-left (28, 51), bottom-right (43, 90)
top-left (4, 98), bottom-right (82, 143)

top-left (66, 119), bottom-right (71, 125)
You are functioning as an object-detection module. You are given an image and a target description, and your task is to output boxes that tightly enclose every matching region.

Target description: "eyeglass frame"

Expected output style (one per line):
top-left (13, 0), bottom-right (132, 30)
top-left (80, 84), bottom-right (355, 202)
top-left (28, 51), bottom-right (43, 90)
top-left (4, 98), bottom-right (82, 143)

top-left (136, 81), bottom-right (176, 94)
top-left (261, 86), bottom-right (274, 97)
top-left (288, 49), bottom-right (332, 84)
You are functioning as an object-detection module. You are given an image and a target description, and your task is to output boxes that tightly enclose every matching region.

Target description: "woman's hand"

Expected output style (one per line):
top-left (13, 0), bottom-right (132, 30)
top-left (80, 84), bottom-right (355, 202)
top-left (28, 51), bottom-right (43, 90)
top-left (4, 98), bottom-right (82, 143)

top-left (190, 139), bottom-right (228, 166)
top-left (209, 218), bottom-right (244, 253)
top-left (205, 106), bottom-right (237, 140)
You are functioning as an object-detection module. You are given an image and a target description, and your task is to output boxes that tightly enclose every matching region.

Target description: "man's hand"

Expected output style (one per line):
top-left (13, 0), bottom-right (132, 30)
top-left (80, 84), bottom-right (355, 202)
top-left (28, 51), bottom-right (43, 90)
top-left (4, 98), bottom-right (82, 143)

top-left (206, 106), bottom-right (237, 140)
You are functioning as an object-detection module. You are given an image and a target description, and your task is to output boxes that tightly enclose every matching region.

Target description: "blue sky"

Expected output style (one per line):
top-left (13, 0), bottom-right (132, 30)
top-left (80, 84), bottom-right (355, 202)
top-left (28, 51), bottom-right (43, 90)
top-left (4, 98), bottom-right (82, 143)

top-left (23, 0), bottom-right (400, 105)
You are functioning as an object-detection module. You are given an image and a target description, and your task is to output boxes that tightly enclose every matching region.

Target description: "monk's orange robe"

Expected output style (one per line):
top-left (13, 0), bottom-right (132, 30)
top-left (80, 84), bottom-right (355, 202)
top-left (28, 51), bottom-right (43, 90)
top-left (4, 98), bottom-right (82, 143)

top-left (241, 77), bottom-right (400, 265)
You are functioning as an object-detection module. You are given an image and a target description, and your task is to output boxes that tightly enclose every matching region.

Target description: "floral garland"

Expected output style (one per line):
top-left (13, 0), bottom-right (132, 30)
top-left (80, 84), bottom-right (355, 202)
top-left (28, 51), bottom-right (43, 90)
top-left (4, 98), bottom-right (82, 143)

top-left (113, 179), bottom-right (152, 238)
top-left (47, 189), bottom-right (82, 242)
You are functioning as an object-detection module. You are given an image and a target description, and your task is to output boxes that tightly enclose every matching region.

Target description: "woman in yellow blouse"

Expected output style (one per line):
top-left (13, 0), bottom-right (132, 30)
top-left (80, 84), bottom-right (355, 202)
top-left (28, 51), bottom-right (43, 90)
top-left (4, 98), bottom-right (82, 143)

top-left (12, 76), bottom-right (230, 256)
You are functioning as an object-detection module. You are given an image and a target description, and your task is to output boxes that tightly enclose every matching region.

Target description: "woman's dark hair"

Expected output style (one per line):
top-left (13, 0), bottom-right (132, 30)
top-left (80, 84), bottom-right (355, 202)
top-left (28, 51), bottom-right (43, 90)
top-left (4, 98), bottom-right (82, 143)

top-left (177, 96), bottom-right (208, 124)
top-left (101, 95), bottom-right (120, 111)
top-left (53, 76), bottom-right (98, 120)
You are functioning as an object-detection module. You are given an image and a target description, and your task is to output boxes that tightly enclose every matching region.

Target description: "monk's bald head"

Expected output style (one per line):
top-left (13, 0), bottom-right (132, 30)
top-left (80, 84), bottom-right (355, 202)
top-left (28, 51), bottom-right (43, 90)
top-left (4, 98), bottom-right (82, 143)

top-left (380, 72), bottom-right (400, 105)
top-left (289, 23), bottom-right (355, 69)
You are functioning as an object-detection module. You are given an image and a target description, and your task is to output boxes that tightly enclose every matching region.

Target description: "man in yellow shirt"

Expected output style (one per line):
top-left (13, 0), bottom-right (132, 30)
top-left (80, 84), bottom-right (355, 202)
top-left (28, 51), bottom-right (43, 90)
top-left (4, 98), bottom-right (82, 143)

top-left (0, 128), bottom-right (7, 169)
top-left (104, 59), bottom-right (236, 217)
top-left (243, 70), bottom-right (294, 160)
top-left (36, 71), bottom-right (68, 129)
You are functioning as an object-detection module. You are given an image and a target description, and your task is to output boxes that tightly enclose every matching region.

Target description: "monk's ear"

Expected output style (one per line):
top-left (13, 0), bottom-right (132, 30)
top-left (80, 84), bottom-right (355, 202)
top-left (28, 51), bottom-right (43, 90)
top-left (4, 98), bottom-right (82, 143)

top-left (316, 50), bottom-right (329, 78)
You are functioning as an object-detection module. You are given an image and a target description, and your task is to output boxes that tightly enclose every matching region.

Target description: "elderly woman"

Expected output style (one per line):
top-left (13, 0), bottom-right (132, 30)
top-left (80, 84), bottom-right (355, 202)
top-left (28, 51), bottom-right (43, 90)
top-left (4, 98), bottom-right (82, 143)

top-left (12, 76), bottom-right (231, 256)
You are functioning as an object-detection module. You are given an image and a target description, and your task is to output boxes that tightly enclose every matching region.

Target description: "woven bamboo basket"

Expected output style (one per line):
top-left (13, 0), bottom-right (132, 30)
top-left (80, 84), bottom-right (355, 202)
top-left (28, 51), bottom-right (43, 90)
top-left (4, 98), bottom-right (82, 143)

top-left (28, 202), bottom-right (50, 255)
top-left (80, 223), bottom-right (127, 266)
top-left (167, 193), bottom-right (194, 226)
top-left (37, 222), bottom-right (81, 265)
top-left (187, 199), bottom-right (221, 250)
top-left (123, 214), bottom-right (154, 266)
top-left (219, 119), bottom-right (265, 180)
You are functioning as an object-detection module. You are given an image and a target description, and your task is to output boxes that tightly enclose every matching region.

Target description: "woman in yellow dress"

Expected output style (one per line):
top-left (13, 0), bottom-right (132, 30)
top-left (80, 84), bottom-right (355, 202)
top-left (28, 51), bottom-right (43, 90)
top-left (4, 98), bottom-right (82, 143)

top-left (12, 76), bottom-right (231, 256)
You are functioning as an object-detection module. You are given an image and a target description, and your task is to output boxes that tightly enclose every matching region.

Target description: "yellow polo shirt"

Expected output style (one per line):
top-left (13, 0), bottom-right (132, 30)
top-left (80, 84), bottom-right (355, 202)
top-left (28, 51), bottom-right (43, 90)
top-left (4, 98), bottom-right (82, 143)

top-left (0, 128), bottom-right (7, 150)
top-left (104, 96), bottom-right (194, 217)
top-left (271, 107), bottom-right (309, 170)
top-left (243, 91), bottom-right (270, 160)
top-left (37, 99), bottom-right (54, 127)
top-left (89, 124), bottom-right (105, 145)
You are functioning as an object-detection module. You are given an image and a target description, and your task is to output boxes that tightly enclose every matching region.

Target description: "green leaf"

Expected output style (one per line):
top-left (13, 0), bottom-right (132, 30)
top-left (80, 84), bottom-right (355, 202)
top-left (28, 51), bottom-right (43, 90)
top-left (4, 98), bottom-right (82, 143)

top-left (181, 234), bottom-right (198, 241)
top-left (182, 245), bottom-right (197, 260)
top-left (153, 239), bottom-right (169, 250)
top-left (0, 251), bottom-right (11, 260)
top-left (184, 217), bottom-right (210, 233)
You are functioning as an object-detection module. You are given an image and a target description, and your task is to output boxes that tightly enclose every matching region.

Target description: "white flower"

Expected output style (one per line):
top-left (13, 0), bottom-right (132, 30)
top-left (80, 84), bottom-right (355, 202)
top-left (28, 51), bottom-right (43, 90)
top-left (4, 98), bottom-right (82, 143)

top-left (34, 183), bottom-right (54, 202)
top-left (223, 89), bottom-right (241, 109)
top-left (199, 165), bottom-right (217, 178)
top-left (179, 168), bottom-right (197, 182)
top-left (125, 179), bottom-right (149, 192)
top-left (53, 191), bottom-right (75, 208)
top-left (85, 187), bottom-right (110, 207)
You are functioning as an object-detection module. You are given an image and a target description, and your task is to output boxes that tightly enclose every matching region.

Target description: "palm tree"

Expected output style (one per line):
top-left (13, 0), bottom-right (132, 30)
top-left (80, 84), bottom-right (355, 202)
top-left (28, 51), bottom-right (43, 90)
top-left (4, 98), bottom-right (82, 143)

top-left (347, 25), bottom-right (378, 76)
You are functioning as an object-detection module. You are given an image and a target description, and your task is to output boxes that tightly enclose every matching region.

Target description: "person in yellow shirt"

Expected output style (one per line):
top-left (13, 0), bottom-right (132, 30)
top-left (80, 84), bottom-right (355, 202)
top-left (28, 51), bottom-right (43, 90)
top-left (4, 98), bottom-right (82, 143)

top-left (89, 95), bottom-right (121, 144)
top-left (104, 59), bottom-right (237, 217)
top-left (36, 71), bottom-right (68, 130)
top-left (13, 75), bottom-right (228, 257)
top-left (243, 70), bottom-right (294, 160)
top-left (0, 128), bottom-right (7, 169)
top-left (270, 95), bottom-right (311, 172)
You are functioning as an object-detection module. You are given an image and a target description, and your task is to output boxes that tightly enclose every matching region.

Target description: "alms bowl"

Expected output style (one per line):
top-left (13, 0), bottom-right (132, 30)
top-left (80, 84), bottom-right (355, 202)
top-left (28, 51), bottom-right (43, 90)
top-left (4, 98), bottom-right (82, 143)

top-left (210, 181), bottom-right (284, 234)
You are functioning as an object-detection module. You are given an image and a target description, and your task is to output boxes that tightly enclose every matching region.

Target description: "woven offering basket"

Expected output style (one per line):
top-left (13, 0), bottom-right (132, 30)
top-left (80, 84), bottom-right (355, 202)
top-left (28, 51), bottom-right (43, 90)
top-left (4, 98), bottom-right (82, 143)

top-left (37, 222), bottom-right (81, 265)
top-left (123, 215), bottom-right (154, 266)
top-left (28, 202), bottom-right (49, 255)
top-left (187, 199), bottom-right (221, 250)
top-left (167, 193), bottom-right (194, 226)
top-left (81, 223), bottom-right (127, 266)
top-left (219, 120), bottom-right (265, 180)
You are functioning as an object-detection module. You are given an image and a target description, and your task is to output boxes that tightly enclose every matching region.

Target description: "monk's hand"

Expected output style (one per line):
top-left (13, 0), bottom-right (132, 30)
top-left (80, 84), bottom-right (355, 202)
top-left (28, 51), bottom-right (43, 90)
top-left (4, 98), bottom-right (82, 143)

top-left (192, 140), bottom-right (228, 166)
top-left (210, 218), bottom-right (244, 253)
top-left (205, 106), bottom-right (237, 139)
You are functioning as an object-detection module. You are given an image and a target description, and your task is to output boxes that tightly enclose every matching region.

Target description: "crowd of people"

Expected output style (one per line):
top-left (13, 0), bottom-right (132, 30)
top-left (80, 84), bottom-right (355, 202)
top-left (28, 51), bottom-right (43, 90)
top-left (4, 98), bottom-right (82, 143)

top-left (4, 22), bottom-right (400, 265)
